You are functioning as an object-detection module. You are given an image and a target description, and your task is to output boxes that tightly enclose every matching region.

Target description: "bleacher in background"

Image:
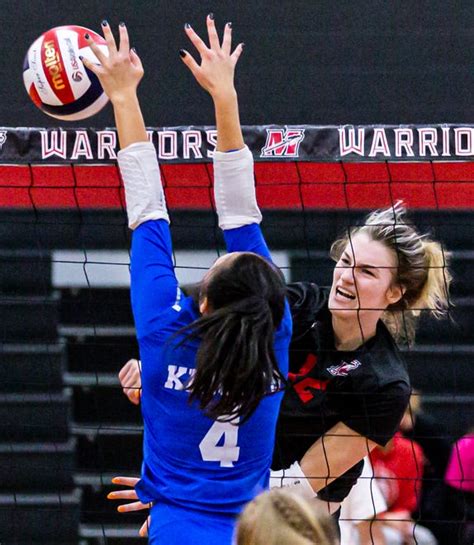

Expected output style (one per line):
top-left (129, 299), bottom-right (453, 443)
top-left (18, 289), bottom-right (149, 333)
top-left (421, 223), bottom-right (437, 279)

top-left (1, 209), bottom-right (473, 544)
top-left (0, 250), bottom-right (80, 544)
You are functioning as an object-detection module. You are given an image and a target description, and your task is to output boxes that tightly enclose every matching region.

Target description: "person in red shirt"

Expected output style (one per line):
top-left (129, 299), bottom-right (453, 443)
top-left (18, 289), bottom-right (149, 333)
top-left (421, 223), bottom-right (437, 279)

top-left (369, 432), bottom-right (437, 545)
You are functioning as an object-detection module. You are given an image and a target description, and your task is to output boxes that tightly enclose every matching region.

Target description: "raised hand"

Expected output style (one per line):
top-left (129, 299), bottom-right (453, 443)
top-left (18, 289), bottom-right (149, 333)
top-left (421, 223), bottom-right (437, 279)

top-left (81, 21), bottom-right (144, 105)
top-left (181, 15), bottom-right (245, 152)
top-left (107, 476), bottom-right (151, 537)
top-left (119, 358), bottom-right (142, 405)
top-left (180, 14), bottom-right (243, 100)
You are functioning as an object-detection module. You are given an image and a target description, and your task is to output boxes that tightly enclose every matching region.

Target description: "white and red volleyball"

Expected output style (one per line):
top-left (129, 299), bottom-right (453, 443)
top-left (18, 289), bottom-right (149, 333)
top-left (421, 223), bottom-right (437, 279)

top-left (23, 25), bottom-right (108, 121)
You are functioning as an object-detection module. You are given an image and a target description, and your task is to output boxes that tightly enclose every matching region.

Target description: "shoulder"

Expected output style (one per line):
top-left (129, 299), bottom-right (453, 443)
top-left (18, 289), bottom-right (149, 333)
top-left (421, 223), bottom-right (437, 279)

top-left (359, 323), bottom-right (410, 392)
top-left (138, 294), bottom-right (199, 341)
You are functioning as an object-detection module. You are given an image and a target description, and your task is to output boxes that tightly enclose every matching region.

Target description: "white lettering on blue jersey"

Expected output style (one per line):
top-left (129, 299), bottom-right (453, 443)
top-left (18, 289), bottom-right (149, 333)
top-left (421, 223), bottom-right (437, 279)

top-left (164, 365), bottom-right (195, 390)
top-left (172, 287), bottom-right (182, 312)
top-left (199, 418), bottom-right (241, 467)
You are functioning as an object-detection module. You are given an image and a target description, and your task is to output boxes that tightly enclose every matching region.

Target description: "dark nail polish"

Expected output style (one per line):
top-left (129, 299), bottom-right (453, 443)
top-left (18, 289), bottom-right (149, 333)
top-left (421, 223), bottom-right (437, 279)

top-left (79, 55), bottom-right (84, 60)
top-left (119, 21), bottom-right (125, 27)
top-left (131, 47), bottom-right (137, 53)
top-left (101, 20), bottom-right (108, 26)
top-left (184, 23), bottom-right (191, 29)
top-left (227, 22), bottom-right (232, 28)
top-left (179, 49), bottom-right (186, 58)
top-left (84, 33), bottom-right (90, 40)
top-left (241, 42), bottom-right (245, 48)
top-left (208, 13), bottom-right (214, 20)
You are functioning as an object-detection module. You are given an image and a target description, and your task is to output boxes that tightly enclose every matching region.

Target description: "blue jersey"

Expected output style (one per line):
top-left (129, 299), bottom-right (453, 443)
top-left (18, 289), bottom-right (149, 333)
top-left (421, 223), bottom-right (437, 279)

top-left (131, 220), bottom-right (292, 518)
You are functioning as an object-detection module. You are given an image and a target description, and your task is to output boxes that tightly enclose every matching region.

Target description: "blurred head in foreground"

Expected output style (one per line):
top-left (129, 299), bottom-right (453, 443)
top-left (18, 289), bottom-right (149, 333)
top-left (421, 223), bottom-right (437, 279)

top-left (236, 489), bottom-right (338, 545)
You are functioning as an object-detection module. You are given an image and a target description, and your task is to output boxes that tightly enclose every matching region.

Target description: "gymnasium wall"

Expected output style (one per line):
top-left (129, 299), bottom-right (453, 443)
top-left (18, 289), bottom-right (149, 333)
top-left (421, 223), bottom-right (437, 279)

top-left (1, 0), bottom-right (472, 128)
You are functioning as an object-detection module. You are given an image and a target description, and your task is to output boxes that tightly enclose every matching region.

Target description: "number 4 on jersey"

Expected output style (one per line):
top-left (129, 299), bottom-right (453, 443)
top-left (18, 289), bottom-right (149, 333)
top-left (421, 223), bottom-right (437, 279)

top-left (199, 419), bottom-right (240, 467)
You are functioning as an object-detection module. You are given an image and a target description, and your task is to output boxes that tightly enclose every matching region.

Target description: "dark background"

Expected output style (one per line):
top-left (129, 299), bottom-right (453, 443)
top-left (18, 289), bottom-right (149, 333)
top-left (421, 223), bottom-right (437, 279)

top-left (3, 0), bottom-right (473, 128)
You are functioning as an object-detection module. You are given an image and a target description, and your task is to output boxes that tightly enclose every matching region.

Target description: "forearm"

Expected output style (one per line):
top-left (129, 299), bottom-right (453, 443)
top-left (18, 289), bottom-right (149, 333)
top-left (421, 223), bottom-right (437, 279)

top-left (112, 93), bottom-right (148, 150)
top-left (300, 421), bottom-right (376, 493)
top-left (213, 90), bottom-right (245, 152)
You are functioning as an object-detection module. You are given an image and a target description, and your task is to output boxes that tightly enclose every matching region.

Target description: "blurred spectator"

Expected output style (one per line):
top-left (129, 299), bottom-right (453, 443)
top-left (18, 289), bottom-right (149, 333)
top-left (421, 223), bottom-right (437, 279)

top-left (369, 432), bottom-right (437, 545)
top-left (444, 431), bottom-right (474, 545)
top-left (236, 488), bottom-right (337, 545)
top-left (399, 392), bottom-right (452, 542)
top-left (445, 432), bottom-right (474, 493)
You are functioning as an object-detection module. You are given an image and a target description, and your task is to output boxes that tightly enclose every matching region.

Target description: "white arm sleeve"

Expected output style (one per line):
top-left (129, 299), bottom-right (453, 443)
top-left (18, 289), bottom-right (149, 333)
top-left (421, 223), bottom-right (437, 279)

top-left (213, 146), bottom-right (262, 230)
top-left (270, 461), bottom-right (317, 500)
top-left (117, 141), bottom-right (169, 230)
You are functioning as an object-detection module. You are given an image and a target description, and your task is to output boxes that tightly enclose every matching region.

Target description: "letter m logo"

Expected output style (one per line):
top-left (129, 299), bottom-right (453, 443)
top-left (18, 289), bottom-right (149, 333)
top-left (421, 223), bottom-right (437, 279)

top-left (261, 128), bottom-right (305, 157)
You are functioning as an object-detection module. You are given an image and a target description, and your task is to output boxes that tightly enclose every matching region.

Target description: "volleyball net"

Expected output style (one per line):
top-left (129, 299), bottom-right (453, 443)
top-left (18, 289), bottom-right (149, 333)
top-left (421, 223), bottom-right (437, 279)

top-left (0, 124), bottom-right (473, 544)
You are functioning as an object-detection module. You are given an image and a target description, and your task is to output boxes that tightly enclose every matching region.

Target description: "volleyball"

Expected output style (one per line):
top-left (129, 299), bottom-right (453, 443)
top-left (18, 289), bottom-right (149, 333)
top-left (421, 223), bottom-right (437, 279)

top-left (23, 25), bottom-right (109, 121)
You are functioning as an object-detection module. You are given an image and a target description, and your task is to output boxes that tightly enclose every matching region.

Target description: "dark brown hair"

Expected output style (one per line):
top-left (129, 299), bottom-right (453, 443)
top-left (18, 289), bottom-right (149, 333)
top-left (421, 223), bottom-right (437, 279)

top-left (183, 252), bottom-right (287, 422)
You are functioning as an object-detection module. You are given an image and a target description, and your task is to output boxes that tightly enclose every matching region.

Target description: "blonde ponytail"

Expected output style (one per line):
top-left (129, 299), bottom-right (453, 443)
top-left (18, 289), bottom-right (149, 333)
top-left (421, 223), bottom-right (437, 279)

top-left (413, 240), bottom-right (451, 319)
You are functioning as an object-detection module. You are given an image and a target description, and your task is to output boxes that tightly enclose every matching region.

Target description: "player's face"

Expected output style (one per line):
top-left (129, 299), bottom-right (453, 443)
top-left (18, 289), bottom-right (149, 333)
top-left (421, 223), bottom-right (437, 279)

top-left (328, 232), bottom-right (403, 316)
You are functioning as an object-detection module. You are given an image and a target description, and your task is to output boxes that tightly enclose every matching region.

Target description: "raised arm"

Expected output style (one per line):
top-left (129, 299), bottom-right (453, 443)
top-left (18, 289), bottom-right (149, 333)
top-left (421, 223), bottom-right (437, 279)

top-left (181, 16), bottom-right (269, 259)
top-left (83, 23), bottom-right (178, 339)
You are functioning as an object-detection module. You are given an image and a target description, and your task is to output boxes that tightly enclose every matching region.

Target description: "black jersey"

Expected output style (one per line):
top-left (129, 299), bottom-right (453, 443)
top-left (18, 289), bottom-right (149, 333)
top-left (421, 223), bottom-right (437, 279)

top-left (273, 282), bottom-right (411, 502)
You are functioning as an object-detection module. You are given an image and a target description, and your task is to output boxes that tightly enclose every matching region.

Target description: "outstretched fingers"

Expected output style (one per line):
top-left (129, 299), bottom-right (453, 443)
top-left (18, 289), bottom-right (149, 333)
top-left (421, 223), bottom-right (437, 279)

top-left (231, 42), bottom-right (244, 66)
top-left (139, 516), bottom-right (151, 537)
top-left (221, 22), bottom-right (232, 55)
top-left (118, 22), bottom-right (130, 54)
top-left (179, 49), bottom-right (201, 78)
top-left (108, 490), bottom-right (138, 501)
top-left (112, 476), bottom-right (140, 487)
top-left (184, 23), bottom-right (209, 58)
top-left (129, 48), bottom-right (143, 70)
top-left (100, 21), bottom-right (118, 57)
top-left (117, 500), bottom-right (151, 513)
top-left (206, 13), bottom-right (220, 51)
top-left (83, 35), bottom-right (107, 67)
top-left (79, 55), bottom-right (102, 76)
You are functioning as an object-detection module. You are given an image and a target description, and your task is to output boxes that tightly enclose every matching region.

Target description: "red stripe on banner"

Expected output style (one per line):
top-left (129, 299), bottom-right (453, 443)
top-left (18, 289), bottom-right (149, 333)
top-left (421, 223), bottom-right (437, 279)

top-left (161, 164), bottom-right (212, 187)
top-left (42, 29), bottom-right (75, 105)
top-left (73, 165), bottom-right (121, 187)
top-left (166, 187), bottom-right (213, 209)
top-left (0, 166), bottom-right (32, 187)
top-left (436, 183), bottom-right (474, 207)
top-left (0, 163), bottom-right (473, 209)
top-left (301, 184), bottom-right (346, 208)
top-left (298, 163), bottom-right (346, 184)
top-left (257, 185), bottom-right (301, 208)
top-left (344, 162), bottom-right (390, 183)
top-left (433, 162), bottom-right (474, 181)
top-left (0, 188), bottom-right (34, 208)
top-left (390, 183), bottom-right (438, 208)
top-left (388, 162), bottom-right (435, 182)
top-left (255, 163), bottom-right (300, 185)
top-left (31, 165), bottom-right (75, 187)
